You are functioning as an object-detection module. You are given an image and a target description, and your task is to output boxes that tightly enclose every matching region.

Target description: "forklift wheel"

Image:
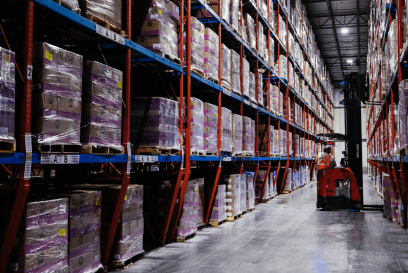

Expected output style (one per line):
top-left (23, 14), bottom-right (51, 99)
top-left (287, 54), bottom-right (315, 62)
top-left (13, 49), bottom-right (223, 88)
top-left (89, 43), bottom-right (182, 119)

top-left (323, 204), bottom-right (332, 211)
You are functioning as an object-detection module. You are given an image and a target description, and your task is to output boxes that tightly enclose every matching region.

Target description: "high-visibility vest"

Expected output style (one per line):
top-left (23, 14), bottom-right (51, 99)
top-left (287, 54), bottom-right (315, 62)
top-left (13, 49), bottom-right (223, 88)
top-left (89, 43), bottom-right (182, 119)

top-left (317, 154), bottom-right (331, 171)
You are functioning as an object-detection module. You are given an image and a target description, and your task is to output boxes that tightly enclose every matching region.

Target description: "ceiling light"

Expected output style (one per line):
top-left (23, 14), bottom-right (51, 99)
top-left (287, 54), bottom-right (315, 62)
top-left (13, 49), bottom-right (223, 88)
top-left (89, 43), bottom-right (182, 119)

top-left (341, 28), bottom-right (348, 34)
top-left (347, 59), bottom-right (353, 64)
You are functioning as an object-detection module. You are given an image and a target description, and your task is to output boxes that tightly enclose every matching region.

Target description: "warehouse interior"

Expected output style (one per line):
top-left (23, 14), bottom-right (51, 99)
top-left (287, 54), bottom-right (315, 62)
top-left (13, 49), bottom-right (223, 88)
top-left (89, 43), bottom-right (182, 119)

top-left (0, 0), bottom-right (407, 272)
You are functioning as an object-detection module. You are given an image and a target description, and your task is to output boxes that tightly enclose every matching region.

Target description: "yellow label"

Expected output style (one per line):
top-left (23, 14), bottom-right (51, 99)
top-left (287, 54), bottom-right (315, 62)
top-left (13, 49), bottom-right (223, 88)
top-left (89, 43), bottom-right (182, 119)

top-left (195, 188), bottom-right (198, 193)
top-left (124, 194), bottom-right (127, 201)
top-left (216, 113), bottom-right (218, 117)
top-left (159, 9), bottom-right (162, 14)
top-left (59, 229), bottom-right (66, 237)
top-left (95, 199), bottom-right (100, 206)
top-left (317, 181), bottom-right (319, 183)
top-left (194, 102), bottom-right (197, 106)
top-left (46, 51), bottom-right (53, 62)
top-left (117, 81), bottom-right (122, 89)
top-left (2, 54), bottom-right (10, 63)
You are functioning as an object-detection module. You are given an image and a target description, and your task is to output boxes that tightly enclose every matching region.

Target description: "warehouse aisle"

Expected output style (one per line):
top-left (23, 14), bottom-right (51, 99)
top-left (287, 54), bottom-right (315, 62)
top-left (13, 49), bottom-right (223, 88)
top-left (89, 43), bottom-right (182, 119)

top-left (122, 175), bottom-right (408, 273)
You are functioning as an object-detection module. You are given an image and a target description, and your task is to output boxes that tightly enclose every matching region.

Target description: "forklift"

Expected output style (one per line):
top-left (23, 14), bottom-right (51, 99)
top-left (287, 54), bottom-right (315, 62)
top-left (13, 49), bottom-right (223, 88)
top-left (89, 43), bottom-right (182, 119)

top-left (316, 73), bottom-right (382, 211)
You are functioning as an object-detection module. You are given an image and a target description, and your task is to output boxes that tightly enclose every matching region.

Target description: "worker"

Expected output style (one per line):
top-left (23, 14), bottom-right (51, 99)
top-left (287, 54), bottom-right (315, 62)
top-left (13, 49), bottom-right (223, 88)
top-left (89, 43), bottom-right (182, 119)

top-left (317, 146), bottom-right (336, 171)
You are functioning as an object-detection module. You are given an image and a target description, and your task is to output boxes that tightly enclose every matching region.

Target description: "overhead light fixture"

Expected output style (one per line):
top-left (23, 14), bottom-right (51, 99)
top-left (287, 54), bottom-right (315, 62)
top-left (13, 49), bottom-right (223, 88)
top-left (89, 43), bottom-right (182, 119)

top-left (347, 59), bottom-right (353, 64)
top-left (341, 28), bottom-right (348, 34)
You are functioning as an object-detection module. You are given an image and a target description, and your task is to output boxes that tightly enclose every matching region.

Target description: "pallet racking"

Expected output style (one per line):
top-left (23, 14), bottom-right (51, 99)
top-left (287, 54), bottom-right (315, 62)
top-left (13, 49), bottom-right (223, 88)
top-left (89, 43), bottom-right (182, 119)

top-left (0, 0), bottom-right (334, 271)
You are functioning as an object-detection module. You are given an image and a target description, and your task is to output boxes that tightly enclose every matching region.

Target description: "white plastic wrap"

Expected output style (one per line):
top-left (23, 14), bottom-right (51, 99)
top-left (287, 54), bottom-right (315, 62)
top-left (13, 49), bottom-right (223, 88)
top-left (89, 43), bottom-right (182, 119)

top-left (270, 84), bottom-right (279, 114)
top-left (275, 54), bottom-right (287, 80)
top-left (229, 0), bottom-right (239, 31)
top-left (269, 36), bottom-right (275, 67)
top-left (204, 102), bottom-right (218, 154)
top-left (221, 107), bottom-right (232, 152)
top-left (204, 28), bottom-right (219, 80)
top-left (243, 58), bottom-right (250, 98)
top-left (183, 18), bottom-right (205, 74)
top-left (80, 0), bottom-right (122, 29)
top-left (232, 114), bottom-right (243, 155)
top-left (225, 174), bottom-right (241, 218)
top-left (231, 49), bottom-right (241, 94)
top-left (257, 72), bottom-right (263, 106)
top-left (177, 179), bottom-right (199, 238)
top-left (243, 116), bottom-right (255, 156)
top-left (209, 184), bottom-right (227, 223)
top-left (240, 174), bottom-right (247, 213)
top-left (245, 14), bottom-right (256, 49)
top-left (249, 72), bottom-right (256, 103)
top-left (0, 47), bottom-right (15, 143)
top-left (245, 173), bottom-right (255, 210)
top-left (283, 168), bottom-right (293, 191)
top-left (184, 97), bottom-right (205, 153)
top-left (222, 44), bottom-right (232, 90)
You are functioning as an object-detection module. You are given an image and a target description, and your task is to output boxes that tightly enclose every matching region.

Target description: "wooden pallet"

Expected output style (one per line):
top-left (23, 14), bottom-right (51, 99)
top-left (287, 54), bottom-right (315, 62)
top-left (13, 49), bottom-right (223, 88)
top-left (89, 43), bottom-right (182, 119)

top-left (204, 74), bottom-right (220, 84)
top-left (0, 139), bottom-right (16, 153)
top-left (205, 152), bottom-right (218, 156)
top-left (247, 207), bottom-right (255, 213)
top-left (282, 190), bottom-right (292, 194)
top-left (36, 143), bottom-right (81, 154)
top-left (227, 213), bottom-right (242, 222)
top-left (208, 219), bottom-right (227, 227)
top-left (191, 150), bottom-right (206, 156)
top-left (86, 14), bottom-right (126, 36)
top-left (192, 69), bottom-right (205, 78)
top-left (133, 147), bottom-right (179, 155)
top-left (109, 251), bottom-right (145, 271)
top-left (175, 233), bottom-right (196, 242)
top-left (197, 224), bottom-right (206, 231)
top-left (260, 197), bottom-right (271, 203)
top-left (82, 144), bottom-right (124, 155)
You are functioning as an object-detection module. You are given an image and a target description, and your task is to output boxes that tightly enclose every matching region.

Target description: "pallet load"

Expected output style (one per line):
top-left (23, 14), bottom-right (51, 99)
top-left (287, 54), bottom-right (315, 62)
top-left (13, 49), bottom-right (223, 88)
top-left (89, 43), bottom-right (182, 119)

top-left (229, 0), bottom-right (239, 31)
top-left (245, 14), bottom-right (256, 50)
top-left (204, 102), bottom-right (218, 155)
top-left (221, 107), bottom-right (232, 153)
top-left (240, 175), bottom-right (247, 213)
top-left (7, 198), bottom-right (69, 273)
top-left (225, 174), bottom-right (241, 221)
top-left (398, 198), bottom-right (406, 227)
top-left (243, 116), bottom-right (255, 156)
top-left (136, 0), bottom-right (180, 61)
top-left (32, 43), bottom-right (83, 153)
top-left (208, 184), bottom-right (227, 226)
top-left (273, 129), bottom-right (279, 156)
top-left (81, 61), bottom-right (123, 154)
top-left (65, 191), bottom-right (102, 273)
top-left (0, 47), bottom-right (15, 151)
top-left (176, 179), bottom-right (199, 240)
top-left (183, 17), bottom-right (205, 75)
top-left (257, 123), bottom-right (274, 156)
top-left (255, 170), bottom-right (269, 202)
top-left (283, 168), bottom-right (293, 192)
top-left (389, 103), bottom-right (399, 155)
top-left (243, 58), bottom-right (250, 98)
top-left (257, 72), bottom-right (264, 106)
top-left (197, 178), bottom-right (205, 227)
top-left (280, 129), bottom-right (287, 156)
top-left (221, 44), bottom-right (232, 90)
top-left (244, 173), bottom-right (255, 210)
top-left (270, 84), bottom-right (279, 114)
top-left (231, 49), bottom-right (240, 95)
top-left (269, 171), bottom-right (277, 197)
top-left (130, 97), bottom-right (180, 154)
top-left (275, 54), bottom-right (287, 81)
top-left (269, 37), bottom-right (275, 67)
top-left (101, 185), bottom-right (144, 263)
top-left (232, 114), bottom-right (243, 156)
top-left (398, 80), bottom-right (408, 151)
top-left (60, 0), bottom-right (80, 13)
top-left (183, 97), bottom-right (205, 155)
top-left (249, 72), bottom-right (256, 103)
top-left (204, 28), bottom-right (219, 81)
top-left (80, 0), bottom-right (122, 31)
top-left (275, 14), bottom-right (286, 47)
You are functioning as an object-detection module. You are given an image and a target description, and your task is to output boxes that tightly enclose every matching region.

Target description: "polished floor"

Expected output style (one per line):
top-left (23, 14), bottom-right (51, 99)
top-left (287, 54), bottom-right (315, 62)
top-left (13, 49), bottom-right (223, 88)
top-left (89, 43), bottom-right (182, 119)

top-left (123, 175), bottom-right (408, 273)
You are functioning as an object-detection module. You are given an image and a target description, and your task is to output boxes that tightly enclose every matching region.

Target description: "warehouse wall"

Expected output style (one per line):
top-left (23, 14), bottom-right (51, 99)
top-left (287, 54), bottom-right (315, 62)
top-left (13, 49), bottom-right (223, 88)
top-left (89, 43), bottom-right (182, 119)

top-left (333, 89), bottom-right (367, 172)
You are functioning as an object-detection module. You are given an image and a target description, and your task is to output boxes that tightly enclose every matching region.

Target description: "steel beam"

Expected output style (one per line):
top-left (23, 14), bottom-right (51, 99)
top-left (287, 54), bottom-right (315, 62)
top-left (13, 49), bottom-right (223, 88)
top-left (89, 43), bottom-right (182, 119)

top-left (326, 0), bottom-right (344, 78)
top-left (357, 0), bottom-right (361, 74)
top-left (307, 12), bottom-right (369, 19)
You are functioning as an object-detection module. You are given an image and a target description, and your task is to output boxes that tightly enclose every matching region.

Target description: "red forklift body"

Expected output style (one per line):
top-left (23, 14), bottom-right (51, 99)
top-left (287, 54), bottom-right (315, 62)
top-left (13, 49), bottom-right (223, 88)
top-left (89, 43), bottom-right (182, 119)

top-left (316, 167), bottom-right (362, 210)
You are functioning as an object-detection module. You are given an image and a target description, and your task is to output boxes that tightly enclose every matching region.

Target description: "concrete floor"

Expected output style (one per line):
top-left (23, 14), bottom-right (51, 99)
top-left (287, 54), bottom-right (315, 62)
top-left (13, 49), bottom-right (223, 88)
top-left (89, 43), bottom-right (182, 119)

top-left (123, 175), bottom-right (408, 273)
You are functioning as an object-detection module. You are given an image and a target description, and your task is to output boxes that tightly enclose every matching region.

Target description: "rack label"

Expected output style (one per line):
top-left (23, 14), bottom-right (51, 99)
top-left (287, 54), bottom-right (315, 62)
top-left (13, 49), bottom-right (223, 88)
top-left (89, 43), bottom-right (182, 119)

top-left (96, 25), bottom-right (125, 45)
top-left (27, 65), bottom-right (33, 80)
top-left (24, 134), bottom-right (32, 179)
top-left (127, 142), bottom-right (131, 174)
top-left (134, 155), bottom-right (158, 163)
top-left (223, 157), bottom-right (231, 162)
top-left (40, 155), bottom-right (80, 164)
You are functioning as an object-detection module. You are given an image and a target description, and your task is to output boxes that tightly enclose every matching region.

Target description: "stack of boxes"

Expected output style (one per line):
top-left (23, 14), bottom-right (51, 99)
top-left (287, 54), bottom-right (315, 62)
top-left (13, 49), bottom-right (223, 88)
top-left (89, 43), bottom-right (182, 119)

top-left (283, 168), bottom-right (293, 192)
top-left (399, 80), bottom-right (408, 150)
top-left (208, 184), bottom-right (227, 224)
top-left (82, 61), bottom-right (123, 152)
top-left (255, 170), bottom-right (269, 201)
top-left (197, 179), bottom-right (205, 227)
top-left (130, 97), bottom-right (180, 152)
top-left (232, 114), bottom-right (243, 156)
top-left (245, 14), bottom-right (256, 50)
top-left (257, 73), bottom-right (264, 106)
top-left (0, 48), bottom-right (15, 143)
top-left (32, 43), bottom-right (83, 149)
top-left (243, 117), bottom-right (255, 156)
top-left (245, 173), bottom-right (255, 210)
top-left (204, 28), bottom-right (219, 81)
top-left (382, 173), bottom-right (395, 220)
top-left (184, 97), bottom-right (205, 154)
top-left (184, 17), bottom-right (205, 74)
top-left (240, 175), bottom-right (247, 213)
top-left (225, 174), bottom-right (241, 219)
top-left (249, 72), bottom-right (256, 103)
top-left (177, 179), bottom-right (199, 239)
top-left (137, 0), bottom-right (180, 61)
top-left (243, 58), bottom-right (250, 98)
top-left (221, 107), bottom-right (232, 153)
top-left (231, 49), bottom-right (241, 95)
top-left (229, 0), bottom-right (239, 31)
top-left (221, 44), bottom-right (232, 90)
top-left (80, 0), bottom-right (122, 30)
top-left (204, 102), bottom-right (218, 154)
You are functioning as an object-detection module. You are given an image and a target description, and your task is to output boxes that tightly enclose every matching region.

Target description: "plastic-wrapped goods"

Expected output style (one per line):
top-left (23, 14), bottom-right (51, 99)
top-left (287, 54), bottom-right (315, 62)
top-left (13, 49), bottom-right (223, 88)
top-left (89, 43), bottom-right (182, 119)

top-left (255, 170), bottom-right (269, 201)
top-left (0, 48), bottom-right (15, 143)
top-left (249, 72), bottom-right (256, 103)
top-left (273, 129), bottom-right (279, 156)
top-left (197, 178), bottom-right (205, 226)
top-left (399, 80), bottom-right (408, 150)
top-left (221, 107), bottom-right (232, 152)
top-left (288, 132), bottom-right (293, 156)
top-left (289, 63), bottom-right (294, 87)
top-left (183, 18), bottom-right (205, 74)
top-left (382, 173), bottom-right (394, 220)
top-left (80, 0), bottom-right (122, 29)
top-left (243, 116), bottom-right (255, 156)
top-left (225, 174), bottom-right (241, 218)
top-left (270, 84), bottom-right (279, 114)
top-left (269, 36), bottom-right (275, 67)
top-left (182, 97), bottom-right (205, 154)
top-left (389, 102), bottom-right (399, 154)
top-left (64, 191), bottom-right (102, 273)
top-left (243, 58), bottom-right (250, 97)
top-left (257, 72), bottom-right (264, 106)
top-left (269, 171), bottom-right (277, 197)
top-left (101, 185), bottom-right (143, 262)
top-left (280, 129), bottom-right (287, 156)
top-left (268, 0), bottom-right (274, 29)
top-left (240, 175), bottom-right (247, 213)
top-left (245, 14), bottom-right (256, 49)
top-left (204, 102), bottom-right (218, 154)
top-left (204, 28), bottom-right (219, 81)
top-left (293, 134), bottom-right (299, 157)
top-left (81, 61), bottom-right (123, 152)
top-left (398, 198), bottom-right (406, 227)
top-left (32, 43), bottom-right (83, 149)
top-left (244, 173), bottom-right (255, 210)
top-left (257, 123), bottom-right (274, 156)
top-left (7, 198), bottom-right (69, 273)
top-left (130, 97), bottom-right (180, 151)
top-left (258, 23), bottom-right (264, 56)
top-left (176, 179), bottom-right (199, 238)
top-left (231, 49), bottom-right (241, 95)
top-left (209, 184), bottom-right (227, 223)
top-left (232, 114), bottom-right (243, 156)
top-left (283, 96), bottom-right (290, 120)
top-left (221, 44), bottom-right (232, 90)
top-left (275, 14), bottom-right (286, 47)
top-left (283, 168), bottom-right (292, 191)
top-left (275, 54), bottom-right (287, 80)
top-left (229, 0), bottom-right (239, 31)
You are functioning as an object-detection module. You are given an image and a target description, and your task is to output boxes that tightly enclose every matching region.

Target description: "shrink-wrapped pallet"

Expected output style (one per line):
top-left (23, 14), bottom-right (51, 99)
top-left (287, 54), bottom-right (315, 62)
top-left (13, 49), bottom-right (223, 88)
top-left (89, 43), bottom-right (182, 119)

top-left (283, 168), bottom-right (293, 191)
top-left (182, 97), bottom-right (205, 154)
top-left (240, 174), bottom-right (247, 213)
top-left (382, 173), bottom-right (394, 220)
top-left (269, 36), bottom-right (275, 67)
top-left (255, 170), bottom-right (269, 201)
top-left (209, 185), bottom-right (227, 223)
top-left (0, 47), bottom-right (15, 143)
top-left (257, 123), bottom-right (274, 156)
top-left (273, 128), bottom-right (279, 155)
top-left (204, 102), bottom-right (218, 154)
top-left (399, 80), bottom-right (408, 150)
top-left (177, 179), bottom-right (199, 238)
top-left (204, 28), bottom-right (219, 80)
top-left (225, 174), bottom-right (241, 218)
top-left (130, 97), bottom-right (180, 152)
top-left (243, 58), bottom-right (250, 97)
top-left (101, 185), bottom-right (143, 262)
top-left (229, 0), bottom-right (239, 31)
top-left (244, 173), bottom-right (255, 210)
top-left (197, 178), bottom-right (205, 226)
top-left (221, 107), bottom-right (232, 152)
top-left (257, 72), bottom-right (263, 106)
top-left (270, 84), bottom-right (279, 114)
top-left (249, 72), bottom-right (256, 103)
top-left (269, 171), bottom-right (277, 197)
top-left (245, 14), bottom-right (256, 49)
top-left (280, 129), bottom-right (287, 156)
top-left (389, 102), bottom-right (399, 154)
top-left (183, 18), bottom-right (205, 74)
top-left (32, 43), bottom-right (83, 149)
top-left (82, 61), bottom-right (123, 152)
top-left (275, 54), bottom-right (287, 80)
top-left (7, 198), bottom-right (69, 273)
top-left (232, 114), bottom-right (243, 156)
top-left (221, 44), bottom-right (232, 90)
top-left (243, 116), bottom-right (255, 156)
top-left (231, 49), bottom-right (241, 94)
top-left (80, 0), bottom-right (122, 30)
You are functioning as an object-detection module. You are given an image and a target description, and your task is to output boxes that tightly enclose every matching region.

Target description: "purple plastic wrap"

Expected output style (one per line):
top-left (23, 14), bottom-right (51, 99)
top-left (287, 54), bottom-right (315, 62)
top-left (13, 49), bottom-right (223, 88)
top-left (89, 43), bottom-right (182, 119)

top-left (197, 178), bottom-right (205, 226)
top-left (243, 116), bottom-right (255, 156)
top-left (80, 0), bottom-right (122, 29)
top-left (204, 28), bottom-right (219, 80)
top-left (221, 107), bottom-right (232, 152)
top-left (209, 184), bottom-right (226, 223)
top-left (232, 114), bottom-right (243, 156)
top-left (222, 44), bottom-right (232, 90)
top-left (204, 102), bottom-right (218, 154)
top-left (225, 174), bottom-right (241, 218)
top-left (81, 61), bottom-right (123, 152)
top-left (183, 19), bottom-right (205, 73)
top-left (176, 179), bottom-right (199, 238)
top-left (231, 49), bottom-right (240, 95)
top-left (183, 97), bottom-right (205, 153)
top-left (131, 97), bottom-right (180, 151)
top-left (0, 47), bottom-right (15, 142)
top-left (7, 198), bottom-right (69, 273)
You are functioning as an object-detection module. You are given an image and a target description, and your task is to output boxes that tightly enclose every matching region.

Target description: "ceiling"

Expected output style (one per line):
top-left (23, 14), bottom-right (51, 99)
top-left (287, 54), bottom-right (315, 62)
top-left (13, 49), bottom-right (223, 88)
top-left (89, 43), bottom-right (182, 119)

top-left (303, 0), bottom-right (370, 90)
